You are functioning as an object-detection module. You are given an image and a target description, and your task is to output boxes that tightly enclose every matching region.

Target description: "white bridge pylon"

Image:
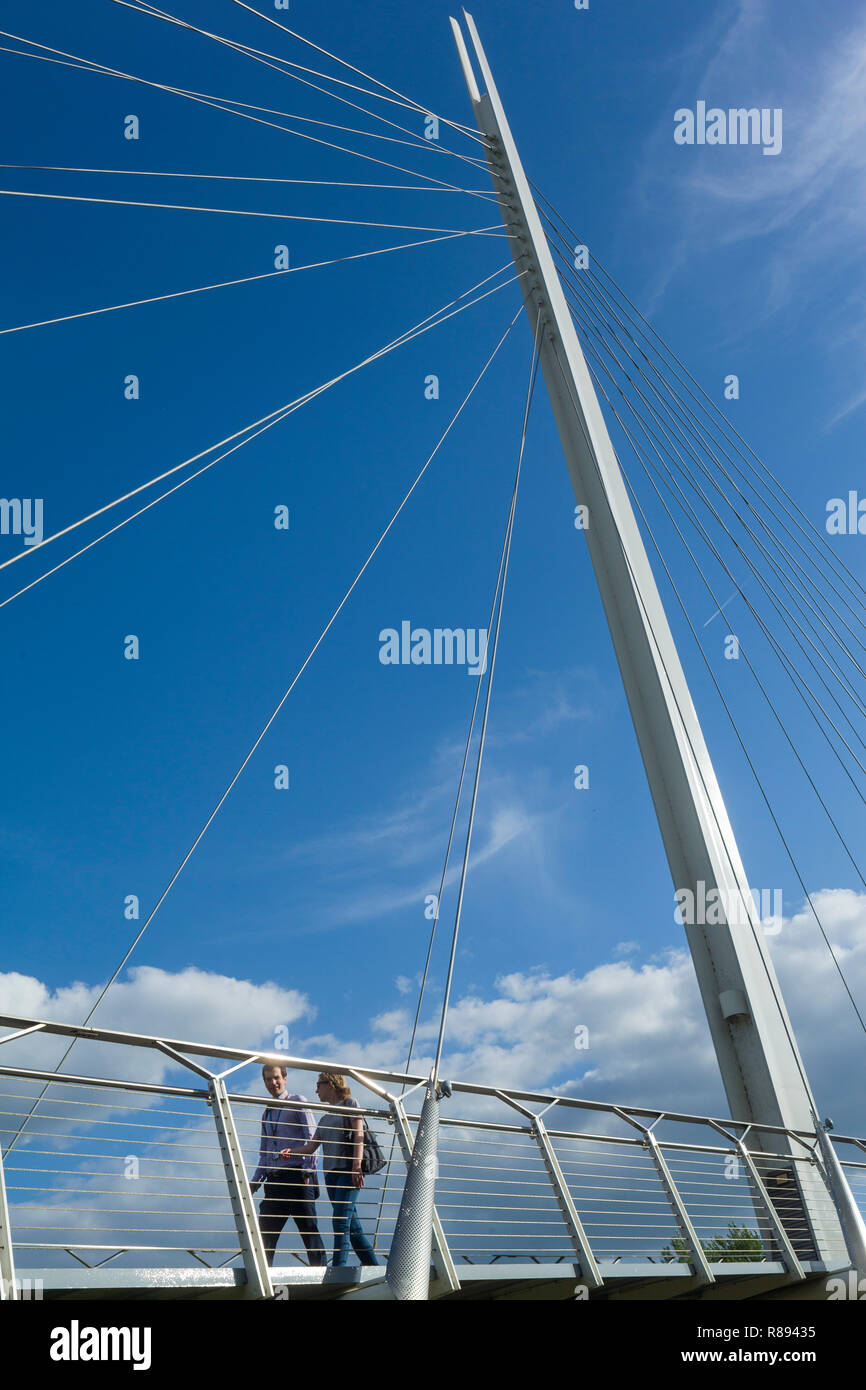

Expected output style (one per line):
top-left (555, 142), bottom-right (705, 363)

top-left (450, 10), bottom-right (861, 1271)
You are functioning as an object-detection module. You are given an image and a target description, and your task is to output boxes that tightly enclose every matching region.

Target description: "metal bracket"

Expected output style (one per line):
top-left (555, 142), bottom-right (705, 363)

top-left (346, 1067), bottom-right (395, 1104)
top-left (215, 1056), bottom-right (263, 1083)
top-left (155, 1040), bottom-right (216, 1080)
top-left (209, 1078), bottom-right (272, 1299)
top-left (0, 1024), bottom-right (45, 1049)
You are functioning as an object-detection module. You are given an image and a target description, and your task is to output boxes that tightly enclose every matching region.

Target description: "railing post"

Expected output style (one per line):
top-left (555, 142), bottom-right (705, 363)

top-left (533, 1116), bottom-right (604, 1289)
top-left (614, 1110), bottom-right (715, 1285)
top-left (737, 1137), bottom-right (807, 1277)
top-left (496, 1094), bottom-right (603, 1289)
top-left (705, 1120), bottom-right (806, 1279)
top-left (209, 1078), bottom-right (272, 1299)
top-left (390, 1097), bottom-right (460, 1293)
top-left (644, 1130), bottom-right (714, 1283)
top-left (0, 1140), bottom-right (18, 1301)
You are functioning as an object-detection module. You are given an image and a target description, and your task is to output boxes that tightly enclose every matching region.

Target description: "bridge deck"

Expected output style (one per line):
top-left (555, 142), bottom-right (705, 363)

top-left (20, 1260), bottom-right (843, 1301)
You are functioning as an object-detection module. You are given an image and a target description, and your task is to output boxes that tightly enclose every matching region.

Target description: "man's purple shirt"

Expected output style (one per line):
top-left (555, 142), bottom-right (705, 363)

top-left (251, 1090), bottom-right (317, 1184)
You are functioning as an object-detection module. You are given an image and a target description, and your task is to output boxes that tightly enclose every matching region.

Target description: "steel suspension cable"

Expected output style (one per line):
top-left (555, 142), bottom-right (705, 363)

top-left (372, 436), bottom-right (514, 1245)
top-left (572, 315), bottom-right (866, 890)
top-left (0, 260), bottom-right (517, 586)
top-left (432, 330), bottom-right (542, 1084)
top-left (372, 321), bottom-right (534, 1232)
top-left (544, 225), bottom-right (866, 667)
top-left (133, 0), bottom-right (476, 131)
top-left (0, 227), bottom-right (491, 338)
top-left (554, 254), bottom-right (866, 761)
top-left (542, 342), bottom-right (861, 1106)
top-left (1, 267), bottom-right (524, 612)
top-left (589, 372), bottom-right (866, 1041)
top-left (562, 277), bottom-right (866, 824)
top-left (2, 305), bottom-right (525, 1158)
top-left (0, 162), bottom-right (493, 195)
top-left (113, 0), bottom-right (489, 168)
top-left (533, 186), bottom-right (866, 615)
top-left (536, 204), bottom-right (866, 648)
top-left (226, 0), bottom-right (487, 143)
top-left (555, 252), bottom-right (866, 777)
top-left (0, 34), bottom-right (493, 199)
top-left (0, 186), bottom-right (506, 237)
top-left (546, 264), bottom-right (866, 1035)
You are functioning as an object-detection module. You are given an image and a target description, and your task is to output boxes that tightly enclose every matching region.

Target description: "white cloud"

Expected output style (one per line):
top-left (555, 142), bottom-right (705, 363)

top-left (2, 891), bottom-right (865, 1267)
top-left (256, 758), bottom-right (551, 935)
top-left (0, 965), bottom-right (314, 1084)
top-left (2, 888), bottom-right (863, 1131)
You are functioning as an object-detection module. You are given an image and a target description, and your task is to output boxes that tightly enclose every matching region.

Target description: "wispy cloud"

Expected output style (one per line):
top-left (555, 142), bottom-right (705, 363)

top-left (242, 665), bottom-right (601, 936)
top-left (636, 1), bottom-right (866, 424)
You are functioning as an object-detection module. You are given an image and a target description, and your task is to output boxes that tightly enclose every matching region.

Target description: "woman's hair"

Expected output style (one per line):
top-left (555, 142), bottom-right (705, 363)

top-left (319, 1071), bottom-right (351, 1098)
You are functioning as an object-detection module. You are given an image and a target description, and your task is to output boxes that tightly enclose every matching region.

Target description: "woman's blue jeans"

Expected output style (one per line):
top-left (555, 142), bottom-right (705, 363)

top-left (326, 1170), bottom-right (380, 1266)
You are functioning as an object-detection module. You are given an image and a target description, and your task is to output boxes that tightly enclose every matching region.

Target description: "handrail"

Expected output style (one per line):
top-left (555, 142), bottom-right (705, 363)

top-left (0, 1010), bottom-right (860, 1290)
top-left (0, 1012), bottom-right (843, 1143)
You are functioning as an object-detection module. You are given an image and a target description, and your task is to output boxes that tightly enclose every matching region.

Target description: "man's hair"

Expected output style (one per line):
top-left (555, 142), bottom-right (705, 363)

top-left (262, 1063), bottom-right (287, 1079)
top-left (319, 1071), bottom-right (351, 1098)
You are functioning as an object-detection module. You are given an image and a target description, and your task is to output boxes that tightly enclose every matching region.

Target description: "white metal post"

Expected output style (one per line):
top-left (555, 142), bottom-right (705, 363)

top-left (209, 1078), bottom-right (273, 1299)
top-left (704, 1119), bottom-right (806, 1278)
top-left (643, 1130), bottom-right (715, 1284)
top-left (450, 11), bottom-right (843, 1264)
top-left (611, 1112), bottom-right (716, 1284)
top-left (533, 1117), bottom-right (604, 1288)
top-left (737, 1139), bottom-right (807, 1278)
top-left (389, 1097), bottom-right (460, 1294)
top-left (0, 1141), bottom-right (18, 1301)
top-left (496, 1093), bottom-right (603, 1288)
top-left (816, 1126), bottom-right (866, 1280)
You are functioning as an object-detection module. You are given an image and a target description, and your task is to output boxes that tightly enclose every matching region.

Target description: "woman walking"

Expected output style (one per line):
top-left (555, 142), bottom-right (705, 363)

top-left (281, 1072), bottom-right (380, 1267)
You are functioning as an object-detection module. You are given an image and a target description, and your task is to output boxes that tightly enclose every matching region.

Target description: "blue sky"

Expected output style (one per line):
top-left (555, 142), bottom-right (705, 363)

top-left (2, 0), bottom-right (866, 1134)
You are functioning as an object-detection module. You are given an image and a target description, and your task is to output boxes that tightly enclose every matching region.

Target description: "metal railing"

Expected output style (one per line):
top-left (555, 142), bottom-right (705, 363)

top-left (0, 1012), bottom-right (860, 1297)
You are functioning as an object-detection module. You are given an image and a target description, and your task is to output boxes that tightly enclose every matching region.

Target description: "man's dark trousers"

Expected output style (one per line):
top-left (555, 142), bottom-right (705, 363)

top-left (259, 1172), bottom-right (326, 1266)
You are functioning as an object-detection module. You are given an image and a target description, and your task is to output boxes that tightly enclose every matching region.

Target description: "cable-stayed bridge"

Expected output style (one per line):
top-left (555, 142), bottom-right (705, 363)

top-left (2, 5), bottom-right (866, 1305)
top-left (0, 1012), bottom-right (863, 1301)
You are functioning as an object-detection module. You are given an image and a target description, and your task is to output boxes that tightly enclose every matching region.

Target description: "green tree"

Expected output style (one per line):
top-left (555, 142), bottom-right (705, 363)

top-left (661, 1223), bottom-right (763, 1263)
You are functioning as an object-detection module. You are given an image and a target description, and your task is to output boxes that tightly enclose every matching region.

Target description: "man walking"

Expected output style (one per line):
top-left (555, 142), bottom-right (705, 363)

top-left (249, 1064), bottom-right (326, 1267)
